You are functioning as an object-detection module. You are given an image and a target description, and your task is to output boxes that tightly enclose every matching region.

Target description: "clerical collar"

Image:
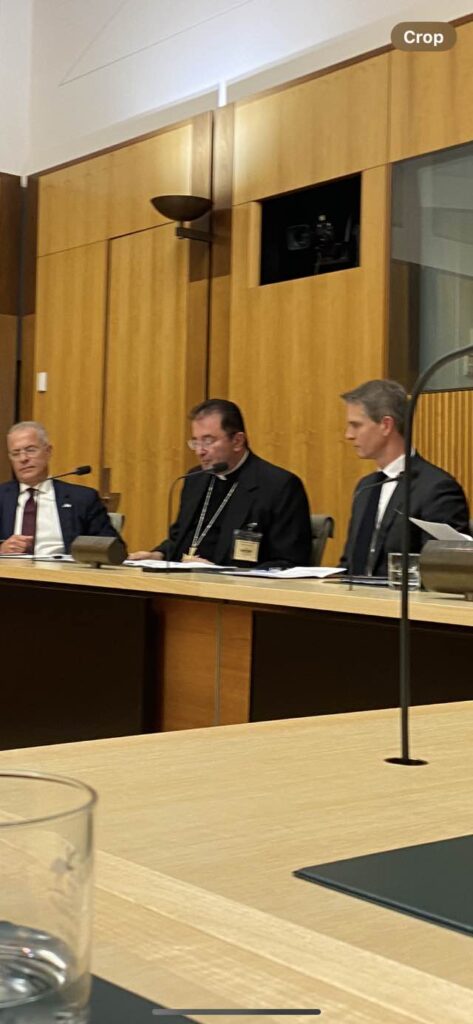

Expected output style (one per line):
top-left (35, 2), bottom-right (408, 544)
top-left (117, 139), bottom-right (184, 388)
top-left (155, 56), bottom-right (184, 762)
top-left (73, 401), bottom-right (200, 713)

top-left (217, 450), bottom-right (249, 479)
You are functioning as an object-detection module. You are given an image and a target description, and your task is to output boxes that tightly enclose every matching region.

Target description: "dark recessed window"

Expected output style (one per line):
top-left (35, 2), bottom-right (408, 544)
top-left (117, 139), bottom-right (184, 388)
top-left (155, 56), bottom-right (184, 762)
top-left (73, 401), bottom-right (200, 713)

top-left (260, 174), bottom-right (361, 286)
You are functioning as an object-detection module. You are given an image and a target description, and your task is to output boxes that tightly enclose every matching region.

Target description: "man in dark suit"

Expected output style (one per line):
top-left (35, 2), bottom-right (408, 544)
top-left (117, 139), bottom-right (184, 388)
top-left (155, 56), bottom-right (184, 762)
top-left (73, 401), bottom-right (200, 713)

top-left (340, 379), bottom-right (469, 577)
top-left (130, 398), bottom-right (312, 568)
top-left (0, 421), bottom-right (118, 555)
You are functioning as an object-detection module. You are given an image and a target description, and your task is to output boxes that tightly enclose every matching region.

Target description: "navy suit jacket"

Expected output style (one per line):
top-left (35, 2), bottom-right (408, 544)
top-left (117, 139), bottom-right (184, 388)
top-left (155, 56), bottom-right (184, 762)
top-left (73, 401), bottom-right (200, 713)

top-left (155, 451), bottom-right (312, 568)
top-left (0, 479), bottom-right (118, 552)
top-left (340, 454), bottom-right (470, 577)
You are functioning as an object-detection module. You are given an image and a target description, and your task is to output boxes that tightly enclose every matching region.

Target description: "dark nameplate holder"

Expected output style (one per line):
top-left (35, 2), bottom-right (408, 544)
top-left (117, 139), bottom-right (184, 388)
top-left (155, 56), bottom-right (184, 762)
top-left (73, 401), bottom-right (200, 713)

top-left (91, 976), bottom-right (190, 1022)
top-left (294, 834), bottom-right (473, 936)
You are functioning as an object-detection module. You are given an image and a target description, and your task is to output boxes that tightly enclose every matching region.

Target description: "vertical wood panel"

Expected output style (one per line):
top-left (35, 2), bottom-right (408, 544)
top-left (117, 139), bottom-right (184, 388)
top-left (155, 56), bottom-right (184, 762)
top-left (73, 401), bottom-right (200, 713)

top-left (389, 21), bottom-right (473, 162)
top-left (18, 314), bottom-right (35, 422)
top-left (415, 391), bottom-right (473, 510)
top-left (0, 316), bottom-right (17, 479)
top-left (0, 174), bottom-right (21, 315)
top-left (233, 55), bottom-right (389, 205)
top-left (229, 166), bottom-right (390, 564)
top-left (219, 605), bottom-right (252, 725)
top-left (154, 597), bottom-right (252, 731)
top-left (208, 104), bottom-right (234, 397)
top-left (37, 126), bottom-right (193, 255)
top-left (104, 225), bottom-right (207, 553)
top-left (33, 243), bottom-right (108, 487)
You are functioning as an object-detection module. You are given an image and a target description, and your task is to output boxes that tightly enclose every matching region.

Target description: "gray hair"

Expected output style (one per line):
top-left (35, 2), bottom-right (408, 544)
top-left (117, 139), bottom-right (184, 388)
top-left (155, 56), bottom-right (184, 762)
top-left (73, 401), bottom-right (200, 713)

top-left (7, 421), bottom-right (50, 445)
top-left (340, 379), bottom-right (407, 436)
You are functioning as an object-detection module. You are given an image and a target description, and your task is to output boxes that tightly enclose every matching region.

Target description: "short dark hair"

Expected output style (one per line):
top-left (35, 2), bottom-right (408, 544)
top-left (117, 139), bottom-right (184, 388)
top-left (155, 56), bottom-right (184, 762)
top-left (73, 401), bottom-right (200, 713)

top-left (341, 379), bottom-right (407, 436)
top-left (189, 398), bottom-right (246, 437)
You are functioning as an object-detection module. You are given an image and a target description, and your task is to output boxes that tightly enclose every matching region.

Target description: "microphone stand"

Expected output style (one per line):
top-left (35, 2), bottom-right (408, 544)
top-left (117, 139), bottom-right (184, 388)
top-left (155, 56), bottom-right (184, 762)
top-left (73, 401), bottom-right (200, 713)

top-left (386, 342), bottom-right (473, 766)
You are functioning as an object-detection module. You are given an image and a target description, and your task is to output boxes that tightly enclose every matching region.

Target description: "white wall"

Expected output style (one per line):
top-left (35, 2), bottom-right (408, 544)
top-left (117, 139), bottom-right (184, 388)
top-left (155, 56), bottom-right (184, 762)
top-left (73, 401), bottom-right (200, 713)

top-left (5, 0), bottom-right (473, 174)
top-left (0, 0), bottom-right (33, 175)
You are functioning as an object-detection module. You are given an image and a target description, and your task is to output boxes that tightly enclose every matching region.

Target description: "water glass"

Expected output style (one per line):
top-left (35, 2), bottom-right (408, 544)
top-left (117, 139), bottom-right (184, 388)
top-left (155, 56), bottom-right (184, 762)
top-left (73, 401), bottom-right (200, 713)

top-left (0, 771), bottom-right (97, 1022)
top-left (388, 552), bottom-right (421, 590)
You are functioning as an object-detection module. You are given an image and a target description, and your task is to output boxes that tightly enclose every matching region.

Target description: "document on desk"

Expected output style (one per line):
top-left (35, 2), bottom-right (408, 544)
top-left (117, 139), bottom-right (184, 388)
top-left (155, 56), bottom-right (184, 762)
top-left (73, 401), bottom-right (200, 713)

top-left (409, 518), bottom-right (473, 542)
top-left (124, 559), bottom-right (229, 570)
top-left (220, 566), bottom-right (347, 579)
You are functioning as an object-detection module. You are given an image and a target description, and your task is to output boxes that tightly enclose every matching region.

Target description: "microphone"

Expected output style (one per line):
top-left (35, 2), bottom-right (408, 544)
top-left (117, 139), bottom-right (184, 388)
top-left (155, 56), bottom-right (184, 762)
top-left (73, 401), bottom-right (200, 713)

top-left (165, 462), bottom-right (229, 569)
top-left (48, 465), bottom-right (91, 480)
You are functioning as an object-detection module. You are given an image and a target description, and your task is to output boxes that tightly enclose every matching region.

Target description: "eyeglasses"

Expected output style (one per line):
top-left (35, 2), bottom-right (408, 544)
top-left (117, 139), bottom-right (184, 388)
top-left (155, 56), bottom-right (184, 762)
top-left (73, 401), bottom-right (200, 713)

top-left (8, 446), bottom-right (44, 460)
top-left (187, 434), bottom-right (234, 452)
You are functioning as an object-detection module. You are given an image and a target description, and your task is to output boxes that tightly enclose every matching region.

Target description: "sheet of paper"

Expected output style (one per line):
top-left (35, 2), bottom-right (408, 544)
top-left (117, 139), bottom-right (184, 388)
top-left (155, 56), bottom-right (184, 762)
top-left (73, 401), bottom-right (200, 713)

top-left (219, 566), bottom-right (346, 579)
top-left (123, 559), bottom-right (229, 570)
top-left (409, 518), bottom-right (473, 542)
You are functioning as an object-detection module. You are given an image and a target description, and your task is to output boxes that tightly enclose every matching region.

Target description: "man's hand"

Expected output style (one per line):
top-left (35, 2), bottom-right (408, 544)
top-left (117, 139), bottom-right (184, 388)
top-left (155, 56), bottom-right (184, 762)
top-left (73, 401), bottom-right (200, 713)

top-left (128, 550), bottom-right (164, 561)
top-left (0, 535), bottom-right (34, 554)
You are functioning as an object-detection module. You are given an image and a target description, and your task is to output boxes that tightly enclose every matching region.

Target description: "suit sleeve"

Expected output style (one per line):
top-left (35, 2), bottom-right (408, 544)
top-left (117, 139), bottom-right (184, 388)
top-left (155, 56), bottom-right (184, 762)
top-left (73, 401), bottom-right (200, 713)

top-left (153, 515), bottom-right (180, 560)
top-left (83, 491), bottom-right (120, 538)
top-left (258, 475), bottom-right (312, 569)
top-left (420, 475), bottom-right (470, 536)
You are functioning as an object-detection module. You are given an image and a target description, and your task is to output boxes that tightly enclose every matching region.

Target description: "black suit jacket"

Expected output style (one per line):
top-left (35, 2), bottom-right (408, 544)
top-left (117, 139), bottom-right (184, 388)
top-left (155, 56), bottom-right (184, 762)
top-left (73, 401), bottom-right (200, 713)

top-left (0, 479), bottom-right (118, 552)
top-left (155, 452), bottom-right (312, 568)
top-left (340, 454), bottom-right (470, 577)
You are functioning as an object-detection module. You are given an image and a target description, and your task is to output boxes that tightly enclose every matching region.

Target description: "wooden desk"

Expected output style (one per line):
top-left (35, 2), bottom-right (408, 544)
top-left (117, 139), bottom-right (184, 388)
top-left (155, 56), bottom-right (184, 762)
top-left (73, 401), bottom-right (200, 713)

top-left (0, 703), bottom-right (471, 1023)
top-left (0, 560), bottom-right (472, 740)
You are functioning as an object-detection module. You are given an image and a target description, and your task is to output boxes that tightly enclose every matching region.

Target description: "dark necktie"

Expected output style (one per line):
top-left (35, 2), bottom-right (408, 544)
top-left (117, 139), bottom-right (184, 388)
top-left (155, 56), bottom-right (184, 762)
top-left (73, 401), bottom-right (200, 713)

top-left (21, 488), bottom-right (37, 553)
top-left (352, 471), bottom-right (387, 575)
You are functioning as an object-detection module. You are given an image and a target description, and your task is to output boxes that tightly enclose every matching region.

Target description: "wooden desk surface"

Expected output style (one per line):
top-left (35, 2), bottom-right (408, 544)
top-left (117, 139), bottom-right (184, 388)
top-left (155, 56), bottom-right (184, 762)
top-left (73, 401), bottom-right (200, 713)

top-left (1, 557), bottom-right (473, 626)
top-left (0, 704), bottom-right (471, 1022)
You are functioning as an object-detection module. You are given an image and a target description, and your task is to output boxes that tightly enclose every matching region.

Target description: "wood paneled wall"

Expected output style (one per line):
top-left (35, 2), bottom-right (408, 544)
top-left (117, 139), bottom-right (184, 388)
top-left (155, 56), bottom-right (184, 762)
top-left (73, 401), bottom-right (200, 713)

top-left (24, 16), bottom-right (473, 555)
top-left (415, 391), bottom-right (473, 508)
top-left (230, 56), bottom-right (391, 561)
top-left (0, 173), bottom-right (21, 480)
top-left (37, 126), bottom-right (193, 255)
top-left (30, 115), bottom-right (211, 545)
top-left (33, 243), bottom-right (108, 487)
top-left (389, 21), bottom-right (473, 162)
top-left (233, 55), bottom-right (389, 204)
top-left (229, 168), bottom-right (390, 562)
top-left (104, 225), bottom-right (206, 552)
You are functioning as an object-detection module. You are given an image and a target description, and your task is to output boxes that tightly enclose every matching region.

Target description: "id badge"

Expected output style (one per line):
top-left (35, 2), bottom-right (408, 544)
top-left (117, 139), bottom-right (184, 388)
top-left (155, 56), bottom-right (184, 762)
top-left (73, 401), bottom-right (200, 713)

top-left (232, 527), bottom-right (262, 563)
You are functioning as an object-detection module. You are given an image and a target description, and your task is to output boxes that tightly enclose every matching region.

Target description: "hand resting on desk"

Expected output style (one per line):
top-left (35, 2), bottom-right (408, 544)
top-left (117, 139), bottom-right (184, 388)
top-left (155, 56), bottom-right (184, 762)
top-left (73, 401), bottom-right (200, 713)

top-left (0, 534), bottom-right (34, 554)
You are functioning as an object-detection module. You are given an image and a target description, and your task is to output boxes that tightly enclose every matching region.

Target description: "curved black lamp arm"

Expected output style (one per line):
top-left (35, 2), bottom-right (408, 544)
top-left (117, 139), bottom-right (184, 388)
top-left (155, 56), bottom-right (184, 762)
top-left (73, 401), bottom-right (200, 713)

top-left (396, 343), bottom-right (473, 764)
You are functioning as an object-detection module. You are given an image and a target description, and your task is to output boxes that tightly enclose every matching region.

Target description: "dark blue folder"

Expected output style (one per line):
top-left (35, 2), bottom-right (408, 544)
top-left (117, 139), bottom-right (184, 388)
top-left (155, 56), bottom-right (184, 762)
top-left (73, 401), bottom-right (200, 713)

top-left (295, 834), bottom-right (473, 936)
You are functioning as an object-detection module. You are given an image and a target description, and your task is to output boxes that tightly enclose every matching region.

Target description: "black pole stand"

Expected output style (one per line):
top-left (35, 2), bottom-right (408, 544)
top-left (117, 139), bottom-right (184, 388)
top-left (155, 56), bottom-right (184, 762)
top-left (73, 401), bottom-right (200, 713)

top-left (385, 343), bottom-right (473, 766)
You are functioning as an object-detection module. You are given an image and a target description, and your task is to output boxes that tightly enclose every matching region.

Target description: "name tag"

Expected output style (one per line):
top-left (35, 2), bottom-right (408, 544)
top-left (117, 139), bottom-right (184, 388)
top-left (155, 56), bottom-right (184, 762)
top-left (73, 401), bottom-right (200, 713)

top-left (232, 528), bottom-right (262, 563)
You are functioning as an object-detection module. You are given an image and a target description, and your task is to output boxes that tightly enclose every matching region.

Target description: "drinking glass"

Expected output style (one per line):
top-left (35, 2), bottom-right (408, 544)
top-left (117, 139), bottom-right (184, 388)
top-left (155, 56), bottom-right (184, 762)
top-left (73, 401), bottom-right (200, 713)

top-left (0, 771), bottom-right (97, 1022)
top-left (387, 552), bottom-right (421, 590)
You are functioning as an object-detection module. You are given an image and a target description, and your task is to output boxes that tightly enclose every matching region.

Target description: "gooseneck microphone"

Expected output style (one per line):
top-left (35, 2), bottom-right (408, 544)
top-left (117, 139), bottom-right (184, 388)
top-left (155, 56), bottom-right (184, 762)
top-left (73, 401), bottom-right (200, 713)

top-left (48, 465), bottom-right (92, 480)
top-left (164, 462), bottom-right (229, 570)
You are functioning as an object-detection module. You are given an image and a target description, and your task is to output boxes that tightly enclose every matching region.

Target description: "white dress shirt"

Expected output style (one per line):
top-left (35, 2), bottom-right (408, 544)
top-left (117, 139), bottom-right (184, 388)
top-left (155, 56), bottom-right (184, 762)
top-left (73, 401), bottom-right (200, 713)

top-left (375, 453), bottom-right (406, 527)
top-left (15, 479), bottom-right (65, 556)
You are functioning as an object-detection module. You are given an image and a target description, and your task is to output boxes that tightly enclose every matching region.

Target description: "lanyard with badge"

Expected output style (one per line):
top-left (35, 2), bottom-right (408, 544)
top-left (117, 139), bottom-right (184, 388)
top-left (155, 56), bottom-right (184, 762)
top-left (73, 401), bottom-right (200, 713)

top-left (183, 478), bottom-right (238, 559)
